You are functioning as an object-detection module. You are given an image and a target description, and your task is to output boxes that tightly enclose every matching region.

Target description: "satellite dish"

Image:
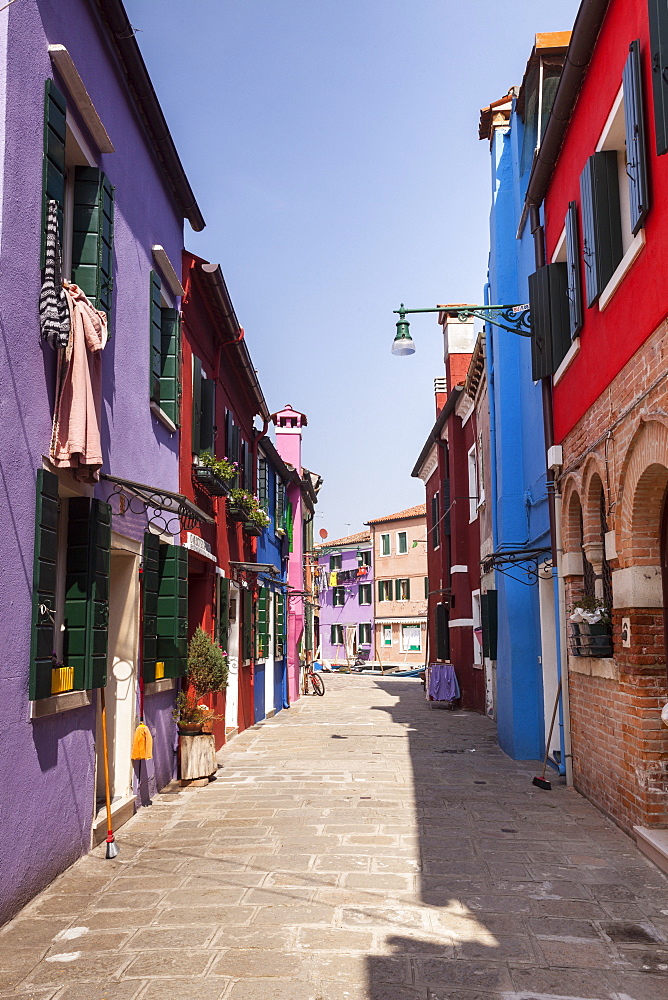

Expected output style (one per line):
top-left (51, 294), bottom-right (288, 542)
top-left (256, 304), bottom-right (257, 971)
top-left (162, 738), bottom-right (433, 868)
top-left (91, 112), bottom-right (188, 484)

top-left (319, 528), bottom-right (328, 539)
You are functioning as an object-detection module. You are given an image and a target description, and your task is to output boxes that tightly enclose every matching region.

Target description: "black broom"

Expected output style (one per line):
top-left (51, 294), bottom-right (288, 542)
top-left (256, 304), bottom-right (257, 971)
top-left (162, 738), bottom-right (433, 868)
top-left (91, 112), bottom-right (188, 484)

top-left (533, 679), bottom-right (562, 790)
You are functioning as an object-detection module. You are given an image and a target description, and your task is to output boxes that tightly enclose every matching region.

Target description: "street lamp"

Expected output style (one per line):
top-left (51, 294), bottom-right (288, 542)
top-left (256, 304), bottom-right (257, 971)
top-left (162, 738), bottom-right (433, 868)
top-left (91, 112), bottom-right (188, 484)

top-left (391, 302), bottom-right (532, 355)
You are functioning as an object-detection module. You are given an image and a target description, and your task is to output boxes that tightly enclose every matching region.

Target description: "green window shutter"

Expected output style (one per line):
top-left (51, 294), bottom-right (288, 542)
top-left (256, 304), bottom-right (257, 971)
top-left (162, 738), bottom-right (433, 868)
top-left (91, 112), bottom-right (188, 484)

top-left (258, 459), bottom-right (269, 511)
top-left (480, 589), bottom-right (498, 659)
top-left (256, 587), bottom-right (269, 660)
top-left (623, 39), bottom-right (650, 234)
top-left (191, 355), bottom-right (202, 454)
top-left (565, 201), bottom-right (583, 339)
top-left (425, 577), bottom-right (429, 599)
top-left (142, 532), bottom-right (160, 684)
top-left (276, 482), bottom-right (286, 529)
top-left (30, 469), bottom-right (60, 700)
top-left (242, 589), bottom-right (253, 661)
top-left (42, 79), bottom-right (67, 268)
top-left (71, 167), bottom-right (115, 317)
top-left (274, 591), bottom-right (285, 658)
top-left (199, 376), bottom-right (215, 455)
top-left (529, 263), bottom-right (570, 380)
top-left (580, 151), bottom-right (623, 306)
top-left (405, 578), bottom-right (410, 600)
top-left (64, 497), bottom-right (111, 691)
top-left (435, 602), bottom-right (450, 660)
top-left (649, 0), bottom-right (668, 155)
top-left (218, 576), bottom-right (230, 649)
top-left (286, 502), bottom-right (294, 552)
top-left (157, 543), bottom-right (189, 678)
top-left (160, 308), bottom-right (181, 426)
top-left (150, 271), bottom-right (162, 404)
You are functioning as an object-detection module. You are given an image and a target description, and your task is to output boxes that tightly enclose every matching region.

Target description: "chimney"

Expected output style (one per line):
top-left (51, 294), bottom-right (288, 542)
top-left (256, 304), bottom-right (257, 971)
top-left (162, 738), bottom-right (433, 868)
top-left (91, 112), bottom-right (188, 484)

top-left (271, 404), bottom-right (308, 473)
top-left (434, 377), bottom-right (447, 415)
top-left (439, 307), bottom-right (474, 393)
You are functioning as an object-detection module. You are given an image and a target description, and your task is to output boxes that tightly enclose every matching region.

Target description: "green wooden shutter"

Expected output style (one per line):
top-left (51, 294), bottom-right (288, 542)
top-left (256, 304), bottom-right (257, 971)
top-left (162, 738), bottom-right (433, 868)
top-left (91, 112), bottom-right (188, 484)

top-left (192, 355), bottom-right (202, 454)
top-left (142, 532), bottom-right (160, 684)
top-left (256, 587), bottom-right (269, 660)
top-left (529, 263), bottom-right (570, 380)
top-left (649, 0), bottom-right (668, 155)
top-left (480, 589), bottom-right (498, 659)
top-left (405, 578), bottom-right (411, 600)
top-left (276, 481), bottom-right (285, 529)
top-left (624, 39), bottom-right (650, 234)
top-left (150, 271), bottom-right (162, 404)
top-left (435, 602), bottom-right (449, 660)
top-left (218, 576), bottom-right (230, 649)
top-left (71, 167), bottom-right (115, 317)
top-left (160, 308), bottom-right (181, 426)
top-left (242, 589), bottom-right (253, 661)
top-left (158, 543), bottom-right (188, 678)
top-left (304, 604), bottom-right (313, 652)
top-left (64, 497), bottom-right (111, 691)
top-left (258, 459), bottom-right (269, 511)
top-left (244, 443), bottom-right (253, 492)
top-left (580, 151), bottom-right (623, 306)
top-left (41, 79), bottom-right (67, 267)
top-left (29, 469), bottom-right (60, 700)
top-left (199, 376), bottom-right (215, 455)
top-left (274, 591), bottom-right (285, 658)
top-left (286, 502), bottom-right (294, 552)
top-left (565, 201), bottom-right (583, 339)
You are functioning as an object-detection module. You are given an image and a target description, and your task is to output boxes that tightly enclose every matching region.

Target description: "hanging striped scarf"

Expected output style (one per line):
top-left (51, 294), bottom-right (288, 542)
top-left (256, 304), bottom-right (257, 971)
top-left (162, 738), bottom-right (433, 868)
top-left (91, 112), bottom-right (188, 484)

top-left (39, 200), bottom-right (70, 350)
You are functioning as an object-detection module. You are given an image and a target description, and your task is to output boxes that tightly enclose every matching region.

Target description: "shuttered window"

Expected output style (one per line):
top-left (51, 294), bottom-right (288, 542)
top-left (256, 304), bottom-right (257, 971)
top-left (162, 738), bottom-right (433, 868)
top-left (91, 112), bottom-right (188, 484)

top-left (255, 587), bottom-right (269, 660)
top-left (431, 493), bottom-right (440, 549)
top-left (649, 0), bottom-right (668, 155)
top-left (580, 151), bottom-right (623, 306)
top-left (150, 271), bottom-right (163, 405)
top-left (358, 583), bottom-right (371, 605)
top-left (528, 263), bottom-right (571, 380)
top-left (435, 602), bottom-right (450, 661)
top-left (623, 39), bottom-right (650, 234)
top-left (242, 589), bottom-right (253, 662)
top-left (274, 591), bottom-right (286, 658)
top-left (275, 481), bottom-right (286, 531)
top-left (480, 590), bottom-right (498, 659)
top-left (395, 578), bottom-right (410, 601)
top-left (359, 623), bottom-right (371, 645)
top-left (378, 580), bottom-right (392, 602)
top-left (142, 533), bottom-right (188, 682)
top-left (286, 502), bottom-right (294, 552)
top-left (42, 79), bottom-right (67, 266)
top-left (191, 357), bottom-right (214, 454)
top-left (333, 586), bottom-right (345, 606)
top-left (151, 272), bottom-right (182, 425)
top-left (304, 605), bottom-right (314, 653)
top-left (30, 470), bottom-right (111, 700)
top-left (258, 458), bottom-right (269, 512)
top-left (565, 202), bottom-right (583, 339)
top-left (71, 167), bottom-right (114, 316)
top-left (331, 624), bottom-right (344, 645)
top-left (218, 576), bottom-right (230, 650)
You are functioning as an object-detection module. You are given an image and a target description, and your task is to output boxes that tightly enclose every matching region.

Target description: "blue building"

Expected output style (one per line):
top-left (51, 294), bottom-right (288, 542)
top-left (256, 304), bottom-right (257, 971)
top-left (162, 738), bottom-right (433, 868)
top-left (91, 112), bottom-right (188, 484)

top-left (479, 35), bottom-right (568, 760)
top-left (254, 436), bottom-right (291, 721)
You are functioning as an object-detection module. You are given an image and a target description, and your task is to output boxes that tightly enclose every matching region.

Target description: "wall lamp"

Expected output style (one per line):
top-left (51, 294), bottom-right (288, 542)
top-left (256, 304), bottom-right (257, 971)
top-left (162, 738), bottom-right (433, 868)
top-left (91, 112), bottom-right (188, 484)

top-left (391, 302), bottom-right (532, 356)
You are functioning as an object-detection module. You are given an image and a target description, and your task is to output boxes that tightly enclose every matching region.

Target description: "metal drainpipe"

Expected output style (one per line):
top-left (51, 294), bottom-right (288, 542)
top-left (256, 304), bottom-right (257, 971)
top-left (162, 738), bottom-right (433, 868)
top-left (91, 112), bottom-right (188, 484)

top-left (484, 282), bottom-right (499, 551)
top-left (530, 204), bottom-right (573, 786)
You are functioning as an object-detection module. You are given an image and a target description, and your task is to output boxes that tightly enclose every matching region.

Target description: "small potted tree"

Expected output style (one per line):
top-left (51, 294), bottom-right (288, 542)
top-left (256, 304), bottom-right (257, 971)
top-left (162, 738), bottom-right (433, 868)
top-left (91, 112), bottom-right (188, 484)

top-left (174, 626), bottom-right (228, 733)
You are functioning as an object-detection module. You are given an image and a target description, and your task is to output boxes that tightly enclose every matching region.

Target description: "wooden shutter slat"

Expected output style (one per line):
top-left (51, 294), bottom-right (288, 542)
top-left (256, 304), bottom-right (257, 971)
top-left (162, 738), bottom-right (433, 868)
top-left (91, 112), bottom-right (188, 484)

top-left (218, 576), bottom-right (230, 649)
top-left (42, 79), bottom-right (67, 268)
top-left (141, 532), bottom-right (160, 684)
top-left (64, 497), bottom-right (111, 691)
top-left (529, 263), bottom-right (570, 379)
top-left (623, 39), bottom-right (650, 233)
top-left (191, 355), bottom-right (202, 454)
top-left (242, 590), bottom-right (253, 662)
top-left (199, 376), bottom-right (215, 455)
top-left (481, 589), bottom-right (498, 659)
top-left (580, 152), bottom-right (623, 305)
top-left (158, 544), bottom-right (188, 678)
top-left (150, 271), bottom-right (162, 404)
top-left (435, 603), bottom-right (449, 661)
top-left (30, 469), bottom-right (60, 700)
top-left (71, 168), bottom-right (115, 317)
top-left (649, 0), bottom-right (668, 155)
top-left (565, 201), bottom-right (583, 338)
top-left (160, 308), bottom-right (181, 426)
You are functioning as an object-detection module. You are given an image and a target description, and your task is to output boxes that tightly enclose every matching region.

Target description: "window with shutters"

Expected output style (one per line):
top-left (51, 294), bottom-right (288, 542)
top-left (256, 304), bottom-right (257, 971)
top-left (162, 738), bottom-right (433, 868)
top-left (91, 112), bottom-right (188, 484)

top-left (242, 589), bottom-right (253, 663)
top-left (333, 586), bottom-right (346, 607)
top-left (396, 578), bottom-right (410, 601)
top-left (141, 533), bottom-right (188, 682)
top-left (467, 447), bottom-right (479, 522)
top-left (224, 410), bottom-right (241, 488)
top-left (42, 80), bottom-right (115, 323)
top-left (424, 577), bottom-right (429, 599)
top-left (649, 0), bottom-right (668, 155)
top-left (329, 553), bottom-right (342, 571)
top-left (431, 493), bottom-right (440, 549)
top-left (480, 590), bottom-right (498, 659)
top-left (331, 624), bottom-right (344, 645)
top-left (150, 270), bottom-right (181, 428)
top-left (378, 580), bottom-right (393, 602)
top-left (358, 549), bottom-right (371, 567)
top-left (435, 602), bottom-right (450, 660)
top-left (472, 590), bottom-right (483, 666)
top-left (255, 587), bottom-right (269, 660)
top-left (30, 469), bottom-right (112, 700)
top-left (380, 533), bottom-right (390, 556)
top-left (529, 263), bottom-right (571, 380)
top-left (275, 480), bottom-right (286, 532)
top-left (274, 591), bottom-right (286, 658)
top-left (397, 531), bottom-right (408, 554)
top-left (257, 458), bottom-right (269, 513)
top-left (358, 583), bottom-right (372, 605)
top-left (359, 623), bottom-right (371, 646)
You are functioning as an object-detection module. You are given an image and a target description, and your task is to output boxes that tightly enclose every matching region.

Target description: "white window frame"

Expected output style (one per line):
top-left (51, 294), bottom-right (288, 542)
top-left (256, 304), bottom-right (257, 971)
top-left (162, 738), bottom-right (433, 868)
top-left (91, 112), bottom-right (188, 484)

top-left (378, 580), bottom-right (392, 602)
top-left (358, 622), bottom-right (372, 646)
top-left (358, 583), bottom-right (371, 606)
top-left (358, 549), bottom-right (371, 567)
top-left (472, 589), bottom-right (483, 667)
top-left (396, 578), bottom-right (409, 602)
top-left (329, 552), bottom-right (342, 572)
top-left (333, 586), bottom-right (345, 607)
top-left (331, 624), bottom-right (344, 645)
top-left (396, 530), bottom-right (408, 555)
top-left (467, 445), bottom-right (478, 522)
top-left (382, 624), bottom-right (393, 647)
top-left (380, 532), bottom-right (391, 556)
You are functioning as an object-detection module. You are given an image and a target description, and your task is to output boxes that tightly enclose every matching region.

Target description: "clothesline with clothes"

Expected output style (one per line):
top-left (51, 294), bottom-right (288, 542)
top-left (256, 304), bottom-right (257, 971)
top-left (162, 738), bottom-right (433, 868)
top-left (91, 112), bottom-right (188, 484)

top-left (40, 199), bottom-right (108, 483)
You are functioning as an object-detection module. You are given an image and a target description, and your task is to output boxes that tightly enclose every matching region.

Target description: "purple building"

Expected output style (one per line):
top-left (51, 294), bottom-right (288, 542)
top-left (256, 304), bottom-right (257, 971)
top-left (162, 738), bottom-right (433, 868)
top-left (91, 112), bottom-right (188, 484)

top-left (0, 0), bottom-right (204, 921)
top-left (317, 531), bottom-right (374, 664)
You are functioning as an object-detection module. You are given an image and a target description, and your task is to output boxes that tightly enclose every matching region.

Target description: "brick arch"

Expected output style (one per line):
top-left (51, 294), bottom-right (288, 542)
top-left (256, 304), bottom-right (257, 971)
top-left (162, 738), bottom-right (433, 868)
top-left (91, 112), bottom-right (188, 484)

top-left (582, 461), bottom-right (606, 550)
top-left (562, 478), bottom-right (584, 553)
top-left (618, 419), bottom-right (668, 566)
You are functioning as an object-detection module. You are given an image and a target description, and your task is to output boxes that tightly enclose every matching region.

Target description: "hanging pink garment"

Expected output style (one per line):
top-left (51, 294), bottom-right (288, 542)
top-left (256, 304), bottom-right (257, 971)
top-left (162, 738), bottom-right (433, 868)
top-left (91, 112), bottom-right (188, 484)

top-left (50, 284), bottom-right (107, 482)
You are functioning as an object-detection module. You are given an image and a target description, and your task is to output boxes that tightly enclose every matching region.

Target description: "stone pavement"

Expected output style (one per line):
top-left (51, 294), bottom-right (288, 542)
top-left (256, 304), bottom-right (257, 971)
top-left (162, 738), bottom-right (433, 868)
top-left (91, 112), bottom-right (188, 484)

top-left (3, 674), bottom-right (668, 1000)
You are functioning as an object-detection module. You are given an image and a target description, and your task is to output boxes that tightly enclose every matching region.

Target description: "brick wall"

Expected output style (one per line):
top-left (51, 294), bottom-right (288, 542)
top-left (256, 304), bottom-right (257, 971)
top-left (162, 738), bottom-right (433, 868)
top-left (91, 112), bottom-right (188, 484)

top-left (560, 317), bottom-right (668, 832)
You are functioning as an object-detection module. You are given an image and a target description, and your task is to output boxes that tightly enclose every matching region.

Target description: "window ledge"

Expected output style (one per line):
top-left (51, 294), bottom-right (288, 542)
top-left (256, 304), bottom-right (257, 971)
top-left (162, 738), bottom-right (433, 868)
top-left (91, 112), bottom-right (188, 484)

top-left (31, 688), bottom-right (92, 719)
top-left (150, 400), bottom-right (178, 433)
top-left (48, 46), bottom-right (114, 153)
top-left (144, 677), bottom-right (176, 695)
top-left (554, 337), bottom-right (580, 384)
top-left (598, 228), bottom-right (646, 311)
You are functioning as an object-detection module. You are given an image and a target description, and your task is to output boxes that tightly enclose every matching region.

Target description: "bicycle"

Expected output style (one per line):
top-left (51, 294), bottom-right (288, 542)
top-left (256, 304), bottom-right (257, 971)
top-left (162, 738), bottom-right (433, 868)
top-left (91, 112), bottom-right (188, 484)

top-left (303, 663), bottom-right (325, 696)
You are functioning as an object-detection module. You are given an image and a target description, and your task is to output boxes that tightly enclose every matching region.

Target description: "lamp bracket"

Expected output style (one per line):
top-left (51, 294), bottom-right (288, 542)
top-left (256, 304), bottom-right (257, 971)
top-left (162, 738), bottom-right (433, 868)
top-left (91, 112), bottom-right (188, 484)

top-left (394, 303), bottom-right (532, 337)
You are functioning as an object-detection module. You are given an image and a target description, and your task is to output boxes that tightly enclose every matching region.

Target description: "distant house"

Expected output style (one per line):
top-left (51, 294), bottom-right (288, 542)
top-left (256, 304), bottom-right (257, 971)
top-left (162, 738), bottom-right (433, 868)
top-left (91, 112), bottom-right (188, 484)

top-left (316, 530), bottom-right (374, 665)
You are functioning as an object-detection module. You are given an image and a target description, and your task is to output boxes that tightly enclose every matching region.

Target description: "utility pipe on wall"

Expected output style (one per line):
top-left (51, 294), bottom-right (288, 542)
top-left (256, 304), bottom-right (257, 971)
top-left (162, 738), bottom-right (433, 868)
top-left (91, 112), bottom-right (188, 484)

top-left (554, 489), bottom-right (574, 787)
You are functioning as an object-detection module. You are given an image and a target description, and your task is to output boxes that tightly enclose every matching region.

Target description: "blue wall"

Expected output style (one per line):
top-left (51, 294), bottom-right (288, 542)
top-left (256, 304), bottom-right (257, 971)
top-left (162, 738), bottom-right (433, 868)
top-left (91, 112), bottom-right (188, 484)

top-left (486, 105), bottom-right (550, 760)
top-left (256, 453), bottom-right (288, 717)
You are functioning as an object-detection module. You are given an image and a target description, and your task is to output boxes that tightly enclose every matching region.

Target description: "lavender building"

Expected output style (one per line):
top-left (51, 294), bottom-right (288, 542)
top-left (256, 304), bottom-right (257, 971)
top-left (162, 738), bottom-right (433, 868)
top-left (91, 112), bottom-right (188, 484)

top-left (0, 0), bottom-right (204, 921)
top-left (317, 531), bottom-right (374, 664)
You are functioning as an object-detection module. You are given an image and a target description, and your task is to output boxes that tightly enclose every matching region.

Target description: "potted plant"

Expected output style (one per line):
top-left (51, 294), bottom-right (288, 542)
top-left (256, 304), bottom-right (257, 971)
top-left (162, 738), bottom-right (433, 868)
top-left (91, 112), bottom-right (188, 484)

top-left (568, 596), bottom-right (613, 657)
top-left (175, 627), bottom-right (228, 734)
top-left (243, 499), bottom-right (271, 536)
top-left (194, 453), bottom-right (237, 496)
top-left (172, 691), bottom-right (209, 735)
top-left (227, 487), bottom-right (254, 522)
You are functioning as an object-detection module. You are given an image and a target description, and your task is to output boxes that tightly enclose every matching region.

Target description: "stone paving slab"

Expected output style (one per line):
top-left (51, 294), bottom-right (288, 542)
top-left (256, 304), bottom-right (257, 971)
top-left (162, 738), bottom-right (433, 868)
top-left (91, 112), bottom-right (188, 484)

top-left (2, 674), bottom-right (668, 999)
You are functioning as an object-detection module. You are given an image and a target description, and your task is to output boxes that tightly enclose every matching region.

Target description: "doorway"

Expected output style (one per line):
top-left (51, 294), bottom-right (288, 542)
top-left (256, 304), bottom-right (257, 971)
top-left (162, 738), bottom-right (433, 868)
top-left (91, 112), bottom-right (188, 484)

top-left (225, 583), bottom-right (240, 735)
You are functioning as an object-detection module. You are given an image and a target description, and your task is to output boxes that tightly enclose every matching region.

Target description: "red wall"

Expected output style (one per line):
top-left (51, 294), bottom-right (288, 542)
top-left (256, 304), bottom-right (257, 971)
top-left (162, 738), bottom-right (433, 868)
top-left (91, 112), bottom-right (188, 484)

top-left (545, 0), bottom-right (668, 442)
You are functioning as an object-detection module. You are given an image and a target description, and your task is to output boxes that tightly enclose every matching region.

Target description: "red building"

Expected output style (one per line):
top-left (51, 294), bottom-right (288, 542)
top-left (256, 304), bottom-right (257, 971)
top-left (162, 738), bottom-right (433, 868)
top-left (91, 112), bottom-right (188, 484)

top-left (179, 251), bottom-right (270, 745)
top-left (413, 312), bottom-right (485, 713)
top-left (525, 0), bottom-right (668, 859)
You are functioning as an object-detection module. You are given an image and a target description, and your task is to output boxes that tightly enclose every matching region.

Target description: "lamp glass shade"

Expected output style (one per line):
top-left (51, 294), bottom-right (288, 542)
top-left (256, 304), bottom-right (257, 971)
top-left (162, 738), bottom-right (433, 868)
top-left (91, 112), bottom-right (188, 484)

top-left (392, 319), bottom-right (415, 356)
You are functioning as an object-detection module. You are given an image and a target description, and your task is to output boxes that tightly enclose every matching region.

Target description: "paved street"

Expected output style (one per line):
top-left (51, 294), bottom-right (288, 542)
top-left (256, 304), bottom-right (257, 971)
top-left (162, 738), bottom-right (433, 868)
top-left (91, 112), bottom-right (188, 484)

top-left (2, 674), bottom-right (668, 1000)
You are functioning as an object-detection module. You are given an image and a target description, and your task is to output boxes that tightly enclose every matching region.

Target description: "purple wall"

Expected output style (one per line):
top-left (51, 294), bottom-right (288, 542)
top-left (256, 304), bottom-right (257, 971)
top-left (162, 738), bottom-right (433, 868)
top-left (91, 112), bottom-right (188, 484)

top-left (0, 0), bottom-right (187, 922)
top-left (318, 543), bottom-right (374, 662)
